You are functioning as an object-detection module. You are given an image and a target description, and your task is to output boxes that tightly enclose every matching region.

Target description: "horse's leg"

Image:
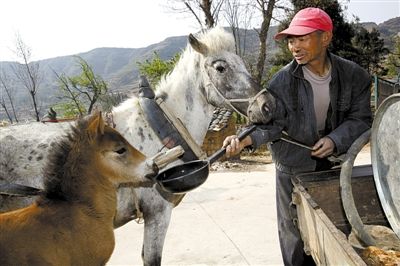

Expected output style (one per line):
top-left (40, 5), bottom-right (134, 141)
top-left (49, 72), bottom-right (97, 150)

top-left (140, 187), bottom-right (174, 266)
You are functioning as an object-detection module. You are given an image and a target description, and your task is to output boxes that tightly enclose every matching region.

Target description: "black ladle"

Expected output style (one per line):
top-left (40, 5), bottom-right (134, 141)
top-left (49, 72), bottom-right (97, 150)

top-left (154, 125), bottom-right (257, 194)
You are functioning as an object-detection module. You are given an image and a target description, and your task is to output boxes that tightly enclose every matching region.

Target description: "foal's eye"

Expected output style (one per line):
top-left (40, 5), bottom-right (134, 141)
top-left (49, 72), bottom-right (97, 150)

top-left (115, 147), bottom-right (127, 154)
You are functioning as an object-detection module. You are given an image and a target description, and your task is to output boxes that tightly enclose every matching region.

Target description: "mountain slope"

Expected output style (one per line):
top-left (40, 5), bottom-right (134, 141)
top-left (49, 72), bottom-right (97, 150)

top-left (0, 18), bottom-right (398, 119)
top-left (361, 17), bottom-right (400, 49)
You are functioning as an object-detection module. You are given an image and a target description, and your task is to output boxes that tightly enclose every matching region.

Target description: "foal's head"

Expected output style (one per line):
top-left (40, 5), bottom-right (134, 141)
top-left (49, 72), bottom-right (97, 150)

top-left (42, 112), bottom-right (155, 201)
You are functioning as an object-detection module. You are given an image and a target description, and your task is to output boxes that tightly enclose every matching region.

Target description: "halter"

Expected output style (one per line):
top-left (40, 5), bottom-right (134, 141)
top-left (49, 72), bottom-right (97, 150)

top-left (205, 78), bottom-right (268, 117)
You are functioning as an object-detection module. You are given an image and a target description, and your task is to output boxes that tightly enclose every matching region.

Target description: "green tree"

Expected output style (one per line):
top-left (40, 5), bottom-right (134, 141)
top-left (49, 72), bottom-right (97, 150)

top-left (99, 92), bottom-right (127, 113)
top-left (385, 36), bottom-right (400, 78)
top-left (55, 56), bottom-right (108, 116)
top-left (53, 102), bottom-right (85, 119)
top-left (54, 70), bottom-right (86, 116)
top-left (352, 27), bottom-right (389, 75)
top-left (137, 52), bottom-right (180, 88)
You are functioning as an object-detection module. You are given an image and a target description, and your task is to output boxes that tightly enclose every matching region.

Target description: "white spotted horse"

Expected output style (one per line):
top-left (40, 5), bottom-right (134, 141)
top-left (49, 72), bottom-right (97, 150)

top-left (0, 27), bottom-right (275, 265)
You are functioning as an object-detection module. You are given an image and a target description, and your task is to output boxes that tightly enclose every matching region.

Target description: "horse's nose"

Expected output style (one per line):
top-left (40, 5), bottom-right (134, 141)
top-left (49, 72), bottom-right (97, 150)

top-left (144, 160), bottom-right (159, 180)
top-left (247, 92), bottom-right (276, 124)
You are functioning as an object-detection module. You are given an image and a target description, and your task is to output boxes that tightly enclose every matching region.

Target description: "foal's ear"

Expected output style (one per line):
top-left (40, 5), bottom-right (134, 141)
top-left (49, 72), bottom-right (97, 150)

top-left (87, 112), bottom-right (105, 141)
top-left (189, 34), bottom-right (208, 55)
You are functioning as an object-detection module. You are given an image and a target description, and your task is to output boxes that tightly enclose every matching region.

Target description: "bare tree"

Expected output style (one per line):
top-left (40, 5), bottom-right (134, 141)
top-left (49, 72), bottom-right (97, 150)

top-left (0, 69), bottom-right (19, 123)
top-left (253, 0), bottom-right (277, 85)
top-left (223, 0), bottom-right (254, 56)
top-left (11, 34), bottom-right (41, 121)
top-left (0, 89), bottom-right (13, 123)
top-left (166, 0), bottom-right (224, 29)
top-left (199, 0), bottom-right (217, 28)
top-left (166, 0), bottom-right (280, 86)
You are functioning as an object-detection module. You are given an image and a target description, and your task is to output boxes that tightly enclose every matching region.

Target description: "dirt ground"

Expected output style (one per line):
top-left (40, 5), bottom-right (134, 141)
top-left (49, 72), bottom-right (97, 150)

top-left (108, 144), bottom-right (372, 265)
top-left (210, 143), bottom-right (372, 172)
top-left (210, 148), bottom-right (272, 172)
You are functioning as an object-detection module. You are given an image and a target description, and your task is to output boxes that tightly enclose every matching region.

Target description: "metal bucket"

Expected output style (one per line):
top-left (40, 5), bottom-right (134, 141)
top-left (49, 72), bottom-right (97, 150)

top-left (154, 125), bottom-right (256, 194)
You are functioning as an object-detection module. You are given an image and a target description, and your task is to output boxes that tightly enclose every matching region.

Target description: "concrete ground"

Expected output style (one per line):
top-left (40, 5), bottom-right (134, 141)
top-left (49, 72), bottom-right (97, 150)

top-left (108, 147), bottom-right (371, 266)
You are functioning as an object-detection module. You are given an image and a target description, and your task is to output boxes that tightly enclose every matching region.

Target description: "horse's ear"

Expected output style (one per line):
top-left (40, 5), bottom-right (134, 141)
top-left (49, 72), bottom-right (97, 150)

top-left (87, 112), bottom-right (105, 142)
top-left (189, 34), bottom-right (208, 55)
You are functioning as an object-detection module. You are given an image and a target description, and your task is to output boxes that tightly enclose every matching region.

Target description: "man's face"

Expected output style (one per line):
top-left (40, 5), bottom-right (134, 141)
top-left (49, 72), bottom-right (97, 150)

top-left (287, 31), bottom-right (330, 65)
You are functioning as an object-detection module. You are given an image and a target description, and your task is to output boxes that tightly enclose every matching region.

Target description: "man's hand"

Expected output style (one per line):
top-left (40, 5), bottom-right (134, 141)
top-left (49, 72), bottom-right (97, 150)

top-left (311, 137), bottom-right (335, 158)
top-left (222, 135), bottom-right (252, 157)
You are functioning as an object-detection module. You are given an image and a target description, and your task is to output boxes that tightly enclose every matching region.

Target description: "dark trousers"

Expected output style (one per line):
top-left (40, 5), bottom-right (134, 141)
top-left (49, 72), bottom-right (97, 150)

top-left (275, 169), bottom-right (315, 266)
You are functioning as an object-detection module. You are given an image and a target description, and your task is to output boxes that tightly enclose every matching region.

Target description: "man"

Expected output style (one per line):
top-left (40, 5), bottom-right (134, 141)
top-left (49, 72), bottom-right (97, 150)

top-left (223, 7), bottom-right (372, 266)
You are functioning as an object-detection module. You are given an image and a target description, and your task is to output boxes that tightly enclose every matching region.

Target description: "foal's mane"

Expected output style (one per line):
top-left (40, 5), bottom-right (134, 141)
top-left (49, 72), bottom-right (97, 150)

top-left (40, 118), bottom-right (92, 202)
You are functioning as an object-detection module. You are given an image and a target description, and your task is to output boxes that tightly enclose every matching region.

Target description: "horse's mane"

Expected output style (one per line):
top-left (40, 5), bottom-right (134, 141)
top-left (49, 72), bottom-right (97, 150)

top-left (193, 27), bottom-right (236, 54)
top-left (39, 118), bottom-right (92, 202)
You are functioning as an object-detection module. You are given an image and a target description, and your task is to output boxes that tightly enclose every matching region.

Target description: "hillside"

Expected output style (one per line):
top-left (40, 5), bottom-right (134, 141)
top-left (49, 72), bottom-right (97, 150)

top-left (0, 36), bottom-right (189, 111)
top-left (0, 28), bottom-right (270, 114)
top-left (362, 17), bottom-right (400, 49)
top-left (37, 36), bottom-right (188, 99)
top-left (0, 17), bottom-right (398, 120)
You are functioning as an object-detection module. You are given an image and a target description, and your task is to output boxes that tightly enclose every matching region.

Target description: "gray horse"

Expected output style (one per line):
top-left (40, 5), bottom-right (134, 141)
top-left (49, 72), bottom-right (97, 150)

top-left (0, 27), bottom-right (275, 265)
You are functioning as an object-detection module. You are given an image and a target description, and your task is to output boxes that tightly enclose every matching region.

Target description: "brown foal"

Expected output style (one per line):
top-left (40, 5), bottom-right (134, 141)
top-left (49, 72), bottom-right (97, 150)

top-left (0, 113), bottom-right (154, 266)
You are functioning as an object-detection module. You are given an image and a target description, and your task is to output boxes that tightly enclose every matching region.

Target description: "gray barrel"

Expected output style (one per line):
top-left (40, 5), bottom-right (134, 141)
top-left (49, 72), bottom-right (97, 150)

top-left (371, 93), bottom-right (400, 238)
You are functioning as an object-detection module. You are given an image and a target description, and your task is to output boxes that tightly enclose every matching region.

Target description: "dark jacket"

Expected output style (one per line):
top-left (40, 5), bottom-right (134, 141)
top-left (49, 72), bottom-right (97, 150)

top-left (250, 52), bottom-right (372, 173)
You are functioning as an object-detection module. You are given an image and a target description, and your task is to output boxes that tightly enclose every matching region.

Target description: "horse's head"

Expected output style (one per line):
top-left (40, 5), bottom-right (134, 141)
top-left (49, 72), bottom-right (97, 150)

top-left (189, 28), bottom-right (275, 124)
top-left (85, 113), bottom-right (158, 186)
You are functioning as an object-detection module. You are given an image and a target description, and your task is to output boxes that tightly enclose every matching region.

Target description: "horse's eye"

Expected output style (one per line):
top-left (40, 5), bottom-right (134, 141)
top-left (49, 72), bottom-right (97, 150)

top-left (216, 65), bottom-right (225, 73)
top-left (212, 61), bottom-right (227, 73)
top-left (115, 147), bottom-right (127, 154)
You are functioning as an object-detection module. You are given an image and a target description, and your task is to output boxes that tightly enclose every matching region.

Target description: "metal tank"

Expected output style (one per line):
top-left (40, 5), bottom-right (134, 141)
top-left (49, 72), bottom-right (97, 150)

top-left (371, 93), bottom-right (400, 238)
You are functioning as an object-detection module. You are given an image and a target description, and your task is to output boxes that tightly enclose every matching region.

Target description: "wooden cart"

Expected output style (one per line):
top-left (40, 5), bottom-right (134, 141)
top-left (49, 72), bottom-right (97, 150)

top-left (291, 94), bottom-right (400, 265)
top-left (292, 165), bottom-right (390, 265)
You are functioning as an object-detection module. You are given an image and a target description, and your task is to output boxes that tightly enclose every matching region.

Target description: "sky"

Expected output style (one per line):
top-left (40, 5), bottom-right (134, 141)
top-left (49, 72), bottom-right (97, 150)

top-left (1, 0), bottom-right (399, 62)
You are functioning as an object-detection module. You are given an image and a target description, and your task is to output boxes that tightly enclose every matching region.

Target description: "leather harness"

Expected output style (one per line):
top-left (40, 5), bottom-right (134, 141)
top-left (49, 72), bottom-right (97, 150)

top-left (137, 76), bottom-right (203, 162)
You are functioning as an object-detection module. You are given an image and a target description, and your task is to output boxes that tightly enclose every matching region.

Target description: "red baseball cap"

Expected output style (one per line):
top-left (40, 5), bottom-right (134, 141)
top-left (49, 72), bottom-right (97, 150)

top-left (274, 7), bottom-right (333, 40)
